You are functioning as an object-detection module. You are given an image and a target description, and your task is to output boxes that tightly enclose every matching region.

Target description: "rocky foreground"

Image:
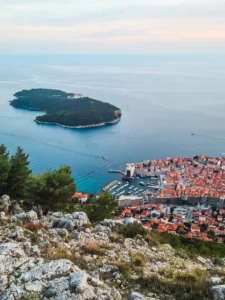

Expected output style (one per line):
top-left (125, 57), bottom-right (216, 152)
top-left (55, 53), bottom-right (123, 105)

top-left (1, 195), bottom-right (225, 300)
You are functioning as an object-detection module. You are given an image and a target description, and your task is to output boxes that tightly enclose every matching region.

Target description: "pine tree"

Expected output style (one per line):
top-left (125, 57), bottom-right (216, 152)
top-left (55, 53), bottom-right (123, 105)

top-left (0, 144), bottom-right (10, 195)
top-left (7, 147), bottom-right (32, 199)
top-left (29, 165), bottom-right (76, 211)
top-left (82, 192), bottom-right (117, 222)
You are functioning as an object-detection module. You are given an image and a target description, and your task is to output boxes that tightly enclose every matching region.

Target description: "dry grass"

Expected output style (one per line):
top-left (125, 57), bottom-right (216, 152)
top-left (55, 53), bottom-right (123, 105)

top-left (132, 254), bottom-right (145, 267)
top-left (43, 247), bottom-right (88, 270)
top-left (81, 241), bottom-right (106, 256)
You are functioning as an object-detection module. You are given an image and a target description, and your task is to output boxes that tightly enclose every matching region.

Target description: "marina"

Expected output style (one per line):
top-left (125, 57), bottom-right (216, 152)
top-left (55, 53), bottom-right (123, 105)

top-left (102, 176), bottom-right (162, 199)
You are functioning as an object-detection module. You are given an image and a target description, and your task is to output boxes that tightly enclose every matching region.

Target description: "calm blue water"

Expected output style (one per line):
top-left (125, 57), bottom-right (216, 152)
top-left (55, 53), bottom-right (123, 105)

top-left (0, 54), bottom-right (225, 193)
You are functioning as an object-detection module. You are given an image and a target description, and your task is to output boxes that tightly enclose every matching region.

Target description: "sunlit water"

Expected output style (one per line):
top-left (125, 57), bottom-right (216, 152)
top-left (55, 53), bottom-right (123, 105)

top-left (0, 54), bottom-right (225, 193)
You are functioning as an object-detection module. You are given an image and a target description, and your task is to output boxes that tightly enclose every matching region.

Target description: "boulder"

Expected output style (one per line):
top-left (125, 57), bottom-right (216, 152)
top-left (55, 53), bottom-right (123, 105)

top-left (10, 212), bottom-right (29, 223)
top-left (26, 210), bottom-right (38, 222)
top-left (52, 212), bottom-right (90, 231)
top-left (71, 212), bottom-right (90, 227)
top-left (210, 285), bottom-right (225, 300)
top-left (99, 264), bottom-right (118, 274)
top-left (0, 212), bottom-right (6, 219)
top-left (0, 195), bottom-right (10, 213)
top-left (52, 212), bottom-right (64, 218)
top-left (10, 201), bottom-right (24, 215)
top-left (100, 219), bottom-right (124, 229)
top-left (197, 256), bottom-right (207, 264)
top-left (123, 217), bottom-right (140, 225)
top-left (208, 277), bottom-right (222, 284)
top-left (128, 292), bottom-right (148, 300)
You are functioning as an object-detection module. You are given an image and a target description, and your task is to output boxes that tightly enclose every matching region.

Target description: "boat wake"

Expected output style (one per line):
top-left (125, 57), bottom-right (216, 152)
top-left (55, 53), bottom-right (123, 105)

top-left (191, 133), bottom-right (225, 141)
top-left (0, 131), bottom-right (108, 161)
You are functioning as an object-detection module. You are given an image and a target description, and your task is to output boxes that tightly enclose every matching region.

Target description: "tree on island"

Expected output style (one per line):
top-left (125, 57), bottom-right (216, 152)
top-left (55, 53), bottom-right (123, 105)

top-left (7, 147), bottom-right (31, 199)
top-left (28, 165), bottom-right (76, 211)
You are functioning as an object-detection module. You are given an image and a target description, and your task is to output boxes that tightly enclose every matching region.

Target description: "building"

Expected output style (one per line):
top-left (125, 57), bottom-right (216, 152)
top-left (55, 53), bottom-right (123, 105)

top-left (118, 195), bottom-right (144, 208)
top-left (73, 193), bottom-right (88, 203)
top-left (125, 164), bottom-right (135, 178)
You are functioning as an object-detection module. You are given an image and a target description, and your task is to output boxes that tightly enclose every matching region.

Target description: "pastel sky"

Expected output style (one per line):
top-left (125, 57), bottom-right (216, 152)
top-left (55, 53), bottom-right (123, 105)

top-left (0, 0), bottom-right (225, 53)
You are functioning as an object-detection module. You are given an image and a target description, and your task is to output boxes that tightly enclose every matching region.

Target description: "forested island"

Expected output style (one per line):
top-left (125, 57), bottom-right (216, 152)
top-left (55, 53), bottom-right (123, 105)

top-left (10, 88), bottom-right (122, 128)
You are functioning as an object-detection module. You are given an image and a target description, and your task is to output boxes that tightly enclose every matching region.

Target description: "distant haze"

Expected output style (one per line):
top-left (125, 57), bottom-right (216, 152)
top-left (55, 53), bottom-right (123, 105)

top-left (0, 0), bottom-right (225, 54)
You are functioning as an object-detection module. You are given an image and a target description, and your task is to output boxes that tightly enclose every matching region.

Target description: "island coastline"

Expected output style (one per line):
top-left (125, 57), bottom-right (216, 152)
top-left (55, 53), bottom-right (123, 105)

top-left (34, 117), bottom-right (120, 129)
top-left (10, 88), bottom-right (122, 128)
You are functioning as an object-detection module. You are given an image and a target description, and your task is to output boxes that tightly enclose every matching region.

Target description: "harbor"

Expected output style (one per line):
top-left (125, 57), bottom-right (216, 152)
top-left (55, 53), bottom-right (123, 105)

top-left (103, 154), bottom-right (225, 204)
top-left (102, 175), bottom-right (162, 199)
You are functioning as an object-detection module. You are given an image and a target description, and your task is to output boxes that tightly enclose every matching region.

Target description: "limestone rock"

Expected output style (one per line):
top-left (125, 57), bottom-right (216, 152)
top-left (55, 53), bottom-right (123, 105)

top-left (128, 292), bottom-right (149, 300)
top-left (210, 285), bottom-right (225, 300)
top-left (52, 212), bottom-right (89, 231)
top-left (0, 195), bottom-right (10, 213)
top-left (10, 200), bottom-right (24, 215)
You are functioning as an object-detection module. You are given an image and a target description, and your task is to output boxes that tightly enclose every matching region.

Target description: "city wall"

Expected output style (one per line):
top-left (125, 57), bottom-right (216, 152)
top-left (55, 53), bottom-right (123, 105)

top-left (148, 196), bottom-right (225, 208)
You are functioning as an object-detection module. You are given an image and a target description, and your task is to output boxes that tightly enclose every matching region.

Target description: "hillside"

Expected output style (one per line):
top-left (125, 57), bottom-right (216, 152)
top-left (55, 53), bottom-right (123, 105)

top-left (1, 195), bottom-right (225, 300)
top-left (10, 89), bottom-right (122, 128)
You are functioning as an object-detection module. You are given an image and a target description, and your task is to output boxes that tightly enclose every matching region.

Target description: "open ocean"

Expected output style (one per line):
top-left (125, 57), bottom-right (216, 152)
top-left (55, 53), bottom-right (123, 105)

top-left (0, 54), bottom-right (225, 193)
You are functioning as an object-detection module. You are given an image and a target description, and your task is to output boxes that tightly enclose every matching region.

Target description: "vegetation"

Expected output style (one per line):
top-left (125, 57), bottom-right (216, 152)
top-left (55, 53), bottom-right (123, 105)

top-left (118, 222), bottom-right (147, 238)
top-left (118, 223), bottom-right (225, 260)
top-left (128, 268), bottom-right (212, 300)
top-left (10, 88), bottom-right (121, 127)
top-left (75, 192), bottom-right (117, 223)
top-left (0, 145), bottom-right (31, 198)
top-left (43, 248), bottom-right (88, 270)
top-left (153, 231), bottom-right (225, 259)
top-left (81, 242), bottom-right (106, 256)
top-left (0, 144), bottom-right (76, 210)
top-left (132, 253), bottom-right (145, 267)
top-left (28, 166), bottom-right (76, 211)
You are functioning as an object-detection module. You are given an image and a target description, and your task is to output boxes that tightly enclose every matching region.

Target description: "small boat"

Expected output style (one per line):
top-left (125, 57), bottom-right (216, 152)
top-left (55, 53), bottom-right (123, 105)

top-left (139, 182), bottom-right (145, 186)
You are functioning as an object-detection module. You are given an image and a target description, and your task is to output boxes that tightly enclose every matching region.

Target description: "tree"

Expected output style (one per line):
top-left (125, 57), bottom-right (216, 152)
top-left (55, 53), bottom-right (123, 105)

top-left (0, 144), bottom-right (10, 195)
top-left (29, 165), bottom-right (76, 211)
top-left (81, 192), bottom-right (117, 222)
top-left (7, 147), bottom-right (31, 199)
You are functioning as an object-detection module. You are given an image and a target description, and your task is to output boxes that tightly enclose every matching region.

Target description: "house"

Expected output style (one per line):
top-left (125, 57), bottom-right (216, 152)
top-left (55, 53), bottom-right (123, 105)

top-left (73, 193), bottom-right (88, 203)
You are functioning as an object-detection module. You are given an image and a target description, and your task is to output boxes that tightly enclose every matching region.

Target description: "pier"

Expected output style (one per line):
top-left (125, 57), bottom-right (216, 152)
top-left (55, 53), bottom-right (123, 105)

top-left (102, 180), bottom-right (119, 192)
top-left (108, 170), bottom-right (126, 176)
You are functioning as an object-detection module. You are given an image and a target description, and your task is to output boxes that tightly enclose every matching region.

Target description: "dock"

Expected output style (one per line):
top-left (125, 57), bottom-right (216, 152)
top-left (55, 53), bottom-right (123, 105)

top-left (108, 170), bottom-right (126, 176)
top-left (102, 180), bottom-right (119, 192)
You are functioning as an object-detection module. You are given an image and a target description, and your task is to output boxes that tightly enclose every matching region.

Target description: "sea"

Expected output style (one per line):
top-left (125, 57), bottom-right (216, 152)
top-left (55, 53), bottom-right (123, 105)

top-left (0, 54), bottom-right (225, 193)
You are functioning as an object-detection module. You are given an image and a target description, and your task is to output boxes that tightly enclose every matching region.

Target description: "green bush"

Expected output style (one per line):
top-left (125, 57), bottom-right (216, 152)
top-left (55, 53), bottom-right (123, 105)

top-left (118, 222), bottom-right (146, 238)
top-left (151, 231), bottom-right (225, 259)
top-left (132, 254), bottom-right (145, 267)
top-left (130, 269), bottom-right (212, 300)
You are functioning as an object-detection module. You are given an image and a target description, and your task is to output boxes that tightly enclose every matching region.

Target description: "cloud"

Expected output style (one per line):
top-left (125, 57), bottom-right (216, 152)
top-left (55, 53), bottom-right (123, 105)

top-left (0, 0), bottom-right (225, 53)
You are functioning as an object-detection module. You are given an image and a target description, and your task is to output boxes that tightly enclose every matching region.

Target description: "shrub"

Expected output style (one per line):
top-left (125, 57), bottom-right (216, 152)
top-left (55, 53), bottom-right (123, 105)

top-left (0, 219), bottom-right (7, 226)
top-left (119, 222), bottom-right (146, 238)
top-left (77, 192), bottom-right (117, 223)
top-left (21, 292), bottom-right (39, 300)
top-left (26, 222), bottom-right (42, 232)
top-left (151, 231), bottom-right (225, 259)
top-left (109, 233), bottom-right (124, 244)
top-left (132, 254), bottom-right (145, 267)
top-left (113, 261), bottom-right (131, 276)
top-left (81, 242), bottom-right (106, 256)
top-left (43, 248), bottom-right (88, 269)
top-left (131, 269), bottom-right (212, 300)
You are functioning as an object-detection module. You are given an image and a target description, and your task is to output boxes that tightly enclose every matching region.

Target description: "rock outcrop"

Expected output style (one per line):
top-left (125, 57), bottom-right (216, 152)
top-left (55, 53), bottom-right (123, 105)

top-left (0, 194), bottom-right (225, 300)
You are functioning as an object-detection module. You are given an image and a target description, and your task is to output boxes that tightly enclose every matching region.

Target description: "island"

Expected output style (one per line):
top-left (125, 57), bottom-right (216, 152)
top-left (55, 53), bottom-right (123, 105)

top-left (10, 88), bottom-right (122, 128)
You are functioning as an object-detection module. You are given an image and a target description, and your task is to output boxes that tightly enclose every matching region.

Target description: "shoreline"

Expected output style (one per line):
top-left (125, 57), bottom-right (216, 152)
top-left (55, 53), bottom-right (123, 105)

top-left (34, 117), bottom-right (121, 129)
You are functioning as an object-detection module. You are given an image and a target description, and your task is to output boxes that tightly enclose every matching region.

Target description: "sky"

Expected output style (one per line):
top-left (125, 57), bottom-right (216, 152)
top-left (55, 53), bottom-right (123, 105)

top-left (0, 0), bottom-right (225, 54)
